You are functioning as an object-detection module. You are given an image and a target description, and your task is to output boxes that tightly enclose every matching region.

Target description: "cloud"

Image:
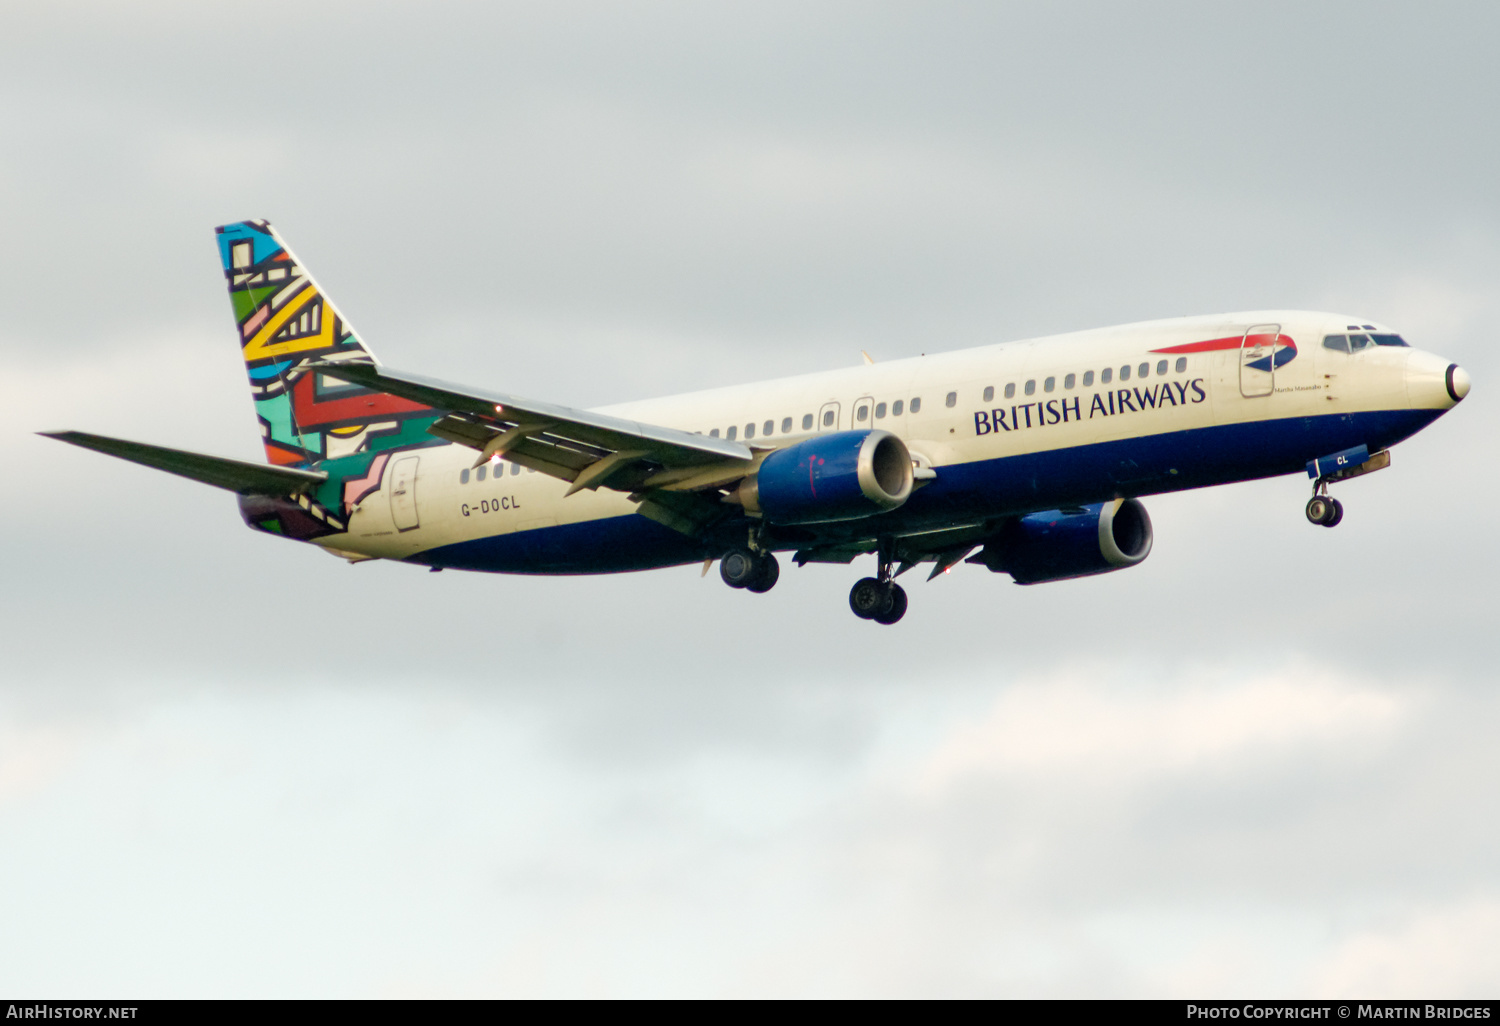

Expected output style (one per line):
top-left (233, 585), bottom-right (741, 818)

top-left (918, 662), bottom-right (1403, 793)
top-left (1310, 897), bottom-right (1500, 998)
top-left (0, 724), bottom-right (90, 805)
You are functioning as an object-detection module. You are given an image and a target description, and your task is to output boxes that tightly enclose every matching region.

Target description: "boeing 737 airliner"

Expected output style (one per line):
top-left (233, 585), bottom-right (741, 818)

top-left (45, 220), bottom-right (1471, 624)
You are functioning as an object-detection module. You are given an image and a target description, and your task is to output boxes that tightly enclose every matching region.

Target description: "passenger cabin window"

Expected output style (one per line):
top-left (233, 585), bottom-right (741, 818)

top-left (781, 417), bottom-right (793, 433)
top-left (945, 392), bottom-right (957, 408)
top-left (803, 414), bottom-right (814, 430)
top-left (892, 400), bottom-right (904, 416)
top-left (910, 397), bottom-right (922, 413)
top-left (1004, 383), bottom-right (1015, 399)
top-left (512, 462), bottom-right (521, 475)
top-left (1175, 357), bottom-right (1187, 373)
top-left (1120, 365), bottom-right (1131, 381)
top-left (1101, 368), bottom-right (1112, 384)
top-left (710, 428), bottom-right (720, 437)
top-left (855, 403), bottom-right (869, 422)
top-left (875, 402), bottom-right (887, 419)
top-left (745, 422), bottom-right (755, 438)
top-left (1083, 370), bottom-right (1095, 386)
top-left (476, 465), bottom-right (487, 482)
top-left (764, 420), bottom-right (773, 435)
top-left (1064, 373), bottom-right (1075, 389)
top-left (1044, 376), bottom-right (1055, 392)
top-left (822, 410), bottom-right (835, 427)
top-left (727, 426), bottom-right (737, 440)
top-left (1024, 380), bottom-right (1036, 396)
top-left (1138, 362), bottom-right (1149, 378)
top-left (1156, 360), bottom-right (1168, 375)
top-left (460, 468), bottom-right (470, 484)
top-left (982, 386), bottom-right (994, 402)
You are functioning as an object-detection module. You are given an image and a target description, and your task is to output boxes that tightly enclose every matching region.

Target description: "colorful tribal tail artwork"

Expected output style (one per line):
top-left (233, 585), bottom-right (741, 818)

top-left (215, 220), bottom-right (438, 469)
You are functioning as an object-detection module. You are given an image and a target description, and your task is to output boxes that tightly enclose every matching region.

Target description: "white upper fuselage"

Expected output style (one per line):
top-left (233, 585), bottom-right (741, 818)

top-left (330, 310), bottom-right (1463, 563)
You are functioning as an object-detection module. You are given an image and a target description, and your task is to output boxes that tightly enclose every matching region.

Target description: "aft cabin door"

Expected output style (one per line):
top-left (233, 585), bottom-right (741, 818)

top-left (1239, 323), bottom-right (1282, 398)
top-left (817, 401), bottom-right (841, 432)
top-left (389, 455), bottom-right (420, 531)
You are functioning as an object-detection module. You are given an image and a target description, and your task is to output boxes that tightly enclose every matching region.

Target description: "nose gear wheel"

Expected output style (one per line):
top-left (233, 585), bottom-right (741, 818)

top-left (1305, 490), bottom-right (1345, 528)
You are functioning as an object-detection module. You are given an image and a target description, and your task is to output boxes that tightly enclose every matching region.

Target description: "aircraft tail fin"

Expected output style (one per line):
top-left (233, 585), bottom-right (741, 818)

top-left (215, 220), bottom-right (437, 468)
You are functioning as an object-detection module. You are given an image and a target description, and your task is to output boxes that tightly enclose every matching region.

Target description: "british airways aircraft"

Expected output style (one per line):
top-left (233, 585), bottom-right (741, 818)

top-left (45, 220), bottom-right (1471, 624)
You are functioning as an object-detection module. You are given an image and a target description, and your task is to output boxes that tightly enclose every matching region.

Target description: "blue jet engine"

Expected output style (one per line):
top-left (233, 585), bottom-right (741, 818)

top-left (973, 499), bottom-right (1154, 584)
top-left (738, 430), bottom-right (914, 525)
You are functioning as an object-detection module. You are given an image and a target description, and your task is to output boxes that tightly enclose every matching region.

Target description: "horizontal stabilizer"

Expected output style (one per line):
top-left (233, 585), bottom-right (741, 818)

top-left (40, 431), bottom-right (327, 495)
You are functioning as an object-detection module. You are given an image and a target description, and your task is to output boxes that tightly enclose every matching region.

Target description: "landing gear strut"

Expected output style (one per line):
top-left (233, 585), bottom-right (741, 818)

top-left (849, 539), bottom-right (908, 625)
top-left (1305, 480), bottom-right (1344, 528)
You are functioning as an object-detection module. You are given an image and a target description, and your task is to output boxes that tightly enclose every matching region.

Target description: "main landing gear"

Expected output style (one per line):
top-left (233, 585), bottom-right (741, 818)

top-left (849, 540), bottom-right (907, 625)
top-left (720, 546), bottom-right (780, 593)
top-left (1305, 481), bottom-right (1344, 528)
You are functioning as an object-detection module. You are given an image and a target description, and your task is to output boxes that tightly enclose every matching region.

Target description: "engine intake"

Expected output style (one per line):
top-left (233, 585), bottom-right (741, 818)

top-left (740, 430), bottom-right (913, 525)
top-left (974, 498), bottom-right (1153, 584)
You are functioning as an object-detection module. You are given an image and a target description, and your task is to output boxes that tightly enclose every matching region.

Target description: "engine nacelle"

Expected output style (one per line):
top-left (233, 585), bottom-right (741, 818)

top-left (974, 498), bottom-right (1153, 584)
top-left (740, 430), bottom-right (914, 525)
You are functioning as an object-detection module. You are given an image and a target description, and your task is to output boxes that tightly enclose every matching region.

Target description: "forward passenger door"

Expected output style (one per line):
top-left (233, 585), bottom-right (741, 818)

top-left (1239, 323), bottom-right (1282, 398)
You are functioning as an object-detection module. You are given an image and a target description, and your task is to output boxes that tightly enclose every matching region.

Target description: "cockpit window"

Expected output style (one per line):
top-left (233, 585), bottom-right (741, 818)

top-left (1325, 332), bottom-right (1408, 352)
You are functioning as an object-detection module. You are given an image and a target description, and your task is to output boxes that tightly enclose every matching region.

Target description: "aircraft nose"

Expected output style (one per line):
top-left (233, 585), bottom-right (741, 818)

top-left (1446, 364), bottom-right (1471, 403)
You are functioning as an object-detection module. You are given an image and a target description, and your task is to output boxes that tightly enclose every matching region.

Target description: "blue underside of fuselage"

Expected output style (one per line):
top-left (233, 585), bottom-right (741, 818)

top-left (409, 407), bottom-right (1444, 575)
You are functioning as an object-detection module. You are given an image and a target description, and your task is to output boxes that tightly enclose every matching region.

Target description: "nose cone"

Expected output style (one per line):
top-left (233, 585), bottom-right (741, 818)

top-left (1405, 350), bottom-right (1470, 409)
top-left (1447, 364), bottom-right (1471, 403)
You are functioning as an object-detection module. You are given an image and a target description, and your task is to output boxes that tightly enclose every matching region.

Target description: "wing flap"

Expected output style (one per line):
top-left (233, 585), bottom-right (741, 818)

top-left (630, 490), bottom-right (727, 536)
top-left (40, 431), bottom-right (327, 496)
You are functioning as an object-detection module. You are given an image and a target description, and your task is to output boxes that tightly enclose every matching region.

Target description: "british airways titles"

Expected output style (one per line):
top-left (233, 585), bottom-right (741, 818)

top-left (973, 376), bottom-right (1208, 436)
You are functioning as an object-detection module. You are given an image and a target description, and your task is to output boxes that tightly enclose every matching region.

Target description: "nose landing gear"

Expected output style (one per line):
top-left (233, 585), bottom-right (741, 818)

top-left (1304, 447), bottom-right (1391, 528)
top-left (849, 539), bottom-right (908, 624)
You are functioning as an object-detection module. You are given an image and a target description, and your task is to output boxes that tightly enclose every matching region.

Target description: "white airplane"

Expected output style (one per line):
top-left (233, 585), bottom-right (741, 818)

top-left (45, 220), bottom-right (1471, 624)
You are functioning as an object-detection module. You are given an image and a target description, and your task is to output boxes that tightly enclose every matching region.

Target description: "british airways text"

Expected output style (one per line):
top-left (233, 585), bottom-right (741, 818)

top-left (974, 378), bottom-right (1207, 435)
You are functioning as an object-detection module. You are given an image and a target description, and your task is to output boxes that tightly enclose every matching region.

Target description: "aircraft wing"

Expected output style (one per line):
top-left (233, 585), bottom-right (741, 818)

top-left (314, 362), bottom-right (758, 535)
top-left (40, 431), bottom-right (327, 495)
top-left (315, 362), bottom-right (756, 486)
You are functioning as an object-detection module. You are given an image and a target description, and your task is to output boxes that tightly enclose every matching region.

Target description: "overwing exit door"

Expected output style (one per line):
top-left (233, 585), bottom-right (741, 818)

top-left (851, 395), bottom-right (875, 429)
top-left (1239, 323), bottom-right (1282, 398)
top-left (817, 401), bottom-right (841, 431)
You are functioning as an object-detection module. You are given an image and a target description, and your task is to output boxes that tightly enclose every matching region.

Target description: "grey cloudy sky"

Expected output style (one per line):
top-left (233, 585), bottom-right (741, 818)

top-left (2, 0), bottom-right (1498, 996)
